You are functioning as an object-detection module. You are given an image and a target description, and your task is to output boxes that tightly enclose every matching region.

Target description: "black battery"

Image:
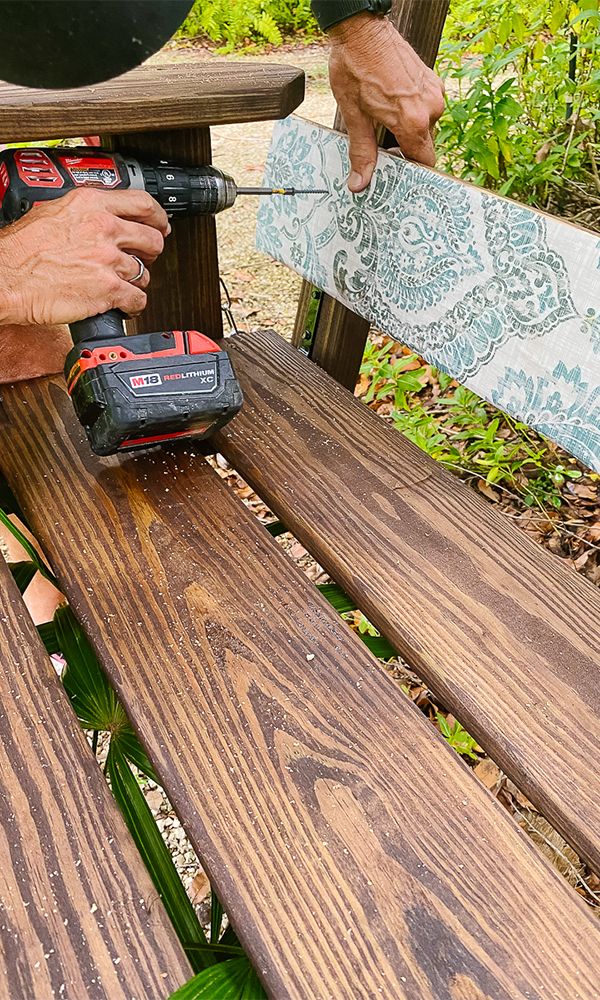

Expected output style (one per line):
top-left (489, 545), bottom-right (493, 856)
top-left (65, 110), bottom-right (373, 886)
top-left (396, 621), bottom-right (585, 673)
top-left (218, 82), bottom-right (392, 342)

top-left (64, 328), bottom-right (243, 456)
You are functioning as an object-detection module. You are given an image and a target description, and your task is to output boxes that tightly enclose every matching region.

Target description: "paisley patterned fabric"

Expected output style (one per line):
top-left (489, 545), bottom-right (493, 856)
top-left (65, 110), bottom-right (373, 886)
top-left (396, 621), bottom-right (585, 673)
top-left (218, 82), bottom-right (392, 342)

top-left (256, 116), bottom-right (600, 472)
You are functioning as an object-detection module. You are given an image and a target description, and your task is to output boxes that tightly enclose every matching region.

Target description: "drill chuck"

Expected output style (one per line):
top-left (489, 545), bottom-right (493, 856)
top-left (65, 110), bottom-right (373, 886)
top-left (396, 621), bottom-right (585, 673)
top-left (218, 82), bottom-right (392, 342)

top-left (128, 159), bottom-right (238, 216)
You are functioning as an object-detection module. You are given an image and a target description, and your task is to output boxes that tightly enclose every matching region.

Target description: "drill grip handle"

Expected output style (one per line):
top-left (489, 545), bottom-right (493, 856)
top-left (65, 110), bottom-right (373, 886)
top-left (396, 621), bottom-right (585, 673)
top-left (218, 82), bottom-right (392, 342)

top-left (69, 309), bottom-right (125, 345)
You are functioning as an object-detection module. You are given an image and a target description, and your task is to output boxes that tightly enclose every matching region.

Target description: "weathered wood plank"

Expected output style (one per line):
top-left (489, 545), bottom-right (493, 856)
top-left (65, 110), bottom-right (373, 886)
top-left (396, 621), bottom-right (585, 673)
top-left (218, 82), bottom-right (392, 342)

top-left (260, 117), bottom-right (600, 471)
top-left (292, 0), bottom-right (450, 388)
top-left (112, 127), bottom-right (222, 340)
top-left (215, 327), bottom-right (600, 875)
top-left (0, 559), bottom-right (191, 1000)
top-left (0, 62), bottom-right (305, 143)
top-left (2, 376), bottom-right (600, 998)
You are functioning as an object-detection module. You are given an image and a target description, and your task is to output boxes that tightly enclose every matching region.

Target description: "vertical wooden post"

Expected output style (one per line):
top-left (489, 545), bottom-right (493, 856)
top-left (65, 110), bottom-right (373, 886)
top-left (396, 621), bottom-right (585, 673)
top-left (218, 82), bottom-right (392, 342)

top-left (292, 0), bottom-right (450, 390)
top-left (110, 127), bottom-right (222, 340)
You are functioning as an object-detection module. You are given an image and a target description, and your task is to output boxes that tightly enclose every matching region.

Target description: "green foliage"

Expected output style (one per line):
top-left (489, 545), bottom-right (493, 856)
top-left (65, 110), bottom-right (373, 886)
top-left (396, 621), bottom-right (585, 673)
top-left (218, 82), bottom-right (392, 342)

top-left (0, 506), bottom-right (58, 587)
top-left (7, 560), bottom-right (37, 595)
top-left (169, 956), bottom-right (265, 999)
top-left (360, 340), bottom-right (428, 410)
top-left (438, 0), bottom-right (600, 206)
top-left (436, 713), bottom-right (480, 759)
top-left (177, 0), bottom-right (318, 51)
top-left (364, 361), bottom-right (582, 511)
top-left (358, 336), bottom-right (586, 511)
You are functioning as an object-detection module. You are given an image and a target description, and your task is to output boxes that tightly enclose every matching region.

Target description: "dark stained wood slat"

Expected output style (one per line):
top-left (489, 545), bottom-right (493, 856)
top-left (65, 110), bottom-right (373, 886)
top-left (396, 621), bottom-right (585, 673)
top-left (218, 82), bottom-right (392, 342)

top-left (214, 328), bottom-right (600, 875)
top-left (2, 380), bottom-right (600, 998)
top-left (0, 62), bottom-right (305, 143)
top-left (0, 560), bottom-right (191, 1000)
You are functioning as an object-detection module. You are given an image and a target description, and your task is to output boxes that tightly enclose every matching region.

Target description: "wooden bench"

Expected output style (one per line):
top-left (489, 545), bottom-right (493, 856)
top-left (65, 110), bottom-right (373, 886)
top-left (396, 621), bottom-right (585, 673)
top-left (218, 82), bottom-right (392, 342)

top-left (0, 558), bottom-right (191, 998)
top-left (1, 19), bottom-right (600, 1000)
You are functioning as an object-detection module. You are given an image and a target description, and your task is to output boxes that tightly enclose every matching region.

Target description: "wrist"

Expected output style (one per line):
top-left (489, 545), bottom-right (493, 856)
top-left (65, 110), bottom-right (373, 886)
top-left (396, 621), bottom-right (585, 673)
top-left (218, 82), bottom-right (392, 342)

top-left (329, 11), bottom-right (394, 47)
top-left (0, 234), bottom-right (22, 325)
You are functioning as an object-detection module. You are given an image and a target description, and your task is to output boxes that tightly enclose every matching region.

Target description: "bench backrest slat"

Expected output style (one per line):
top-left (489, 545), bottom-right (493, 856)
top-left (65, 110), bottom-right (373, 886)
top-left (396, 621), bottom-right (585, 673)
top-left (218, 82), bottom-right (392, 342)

top-left (258, 116), bottom-right (600, 472)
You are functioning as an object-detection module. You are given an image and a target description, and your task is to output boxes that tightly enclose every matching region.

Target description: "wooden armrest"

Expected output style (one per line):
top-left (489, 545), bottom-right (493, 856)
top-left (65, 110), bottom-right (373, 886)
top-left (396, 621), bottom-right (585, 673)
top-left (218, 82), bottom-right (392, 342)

top-left (0, 61), bottom-right (305, 143)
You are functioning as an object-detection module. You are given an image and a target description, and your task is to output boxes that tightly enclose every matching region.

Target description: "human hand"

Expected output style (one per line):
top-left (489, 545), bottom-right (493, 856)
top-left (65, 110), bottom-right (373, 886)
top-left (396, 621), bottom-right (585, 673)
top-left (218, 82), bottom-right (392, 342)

top-left (0, 187), bottom-right (170, 326)
top-left (328, 13), bottom-right (445, 192)
top-left (0, 322), bottom-right (72, 384)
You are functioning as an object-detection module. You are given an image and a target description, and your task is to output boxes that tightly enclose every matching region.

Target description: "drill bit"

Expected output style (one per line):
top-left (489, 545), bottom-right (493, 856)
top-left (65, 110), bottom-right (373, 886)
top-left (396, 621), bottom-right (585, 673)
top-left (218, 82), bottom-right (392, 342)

top-left (236, 186), bottom-right (328, 196)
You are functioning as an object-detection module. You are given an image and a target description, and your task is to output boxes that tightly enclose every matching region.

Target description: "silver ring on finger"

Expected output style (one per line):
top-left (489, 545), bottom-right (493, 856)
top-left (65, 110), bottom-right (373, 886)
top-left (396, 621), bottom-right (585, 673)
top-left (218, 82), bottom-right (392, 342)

top-left (128, 254), bottom-right (146, 284)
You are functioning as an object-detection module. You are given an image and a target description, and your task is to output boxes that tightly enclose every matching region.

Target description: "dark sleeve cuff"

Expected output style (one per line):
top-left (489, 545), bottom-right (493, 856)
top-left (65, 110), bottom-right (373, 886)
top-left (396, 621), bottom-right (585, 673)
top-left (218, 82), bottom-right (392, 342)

top-left (311, 1), bottom-right (376, 32)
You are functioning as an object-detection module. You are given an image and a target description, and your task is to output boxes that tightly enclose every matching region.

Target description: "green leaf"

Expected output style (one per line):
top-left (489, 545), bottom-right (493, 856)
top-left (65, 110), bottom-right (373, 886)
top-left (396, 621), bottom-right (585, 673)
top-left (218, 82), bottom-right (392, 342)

top-left (169, 958), bottom-right (266, 999)
top-left (55, 605), bottom-right (157, 779)
top-left (436, 712), bottom-right (452, 739)
top-left (8, 560), bottom-right (37, 595)
top-left (496, 95), bottom-right (523, 118)
top-left (317, 583), bottom-right (356, 615)
top-left (0, 508), bottom-right (59, 587)
top-left (358, 633), bottom-right (397, 660)
top-left (183, 942), bottom-right (245, 958)
top-left (107, 743), bottom-right (214, 973)
top-left (211, 892), bottom-right (224, 944)
top-left (54, 605), bottom-right (122, 731)
top-left (550, 0), bottom-right (569, 31)
top-left (512, 11), bottom-right (526, 41)
top-left (113, 727), bottom-right (158, 783)
top-left (264, 521), bottom-right (287, 538)
top-left (37, 621), bottom-right (61, 656)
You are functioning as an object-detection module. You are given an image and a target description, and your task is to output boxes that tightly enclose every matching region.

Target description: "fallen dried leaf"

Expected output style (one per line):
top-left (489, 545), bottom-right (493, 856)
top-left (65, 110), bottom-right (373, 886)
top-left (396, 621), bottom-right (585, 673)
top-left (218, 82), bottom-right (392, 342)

top-left (474, 758), bottom-right (502, 792)
top-left (189, 872), bottom-right (210, 905)
top-left (477, 480), bottom-right (500, 502)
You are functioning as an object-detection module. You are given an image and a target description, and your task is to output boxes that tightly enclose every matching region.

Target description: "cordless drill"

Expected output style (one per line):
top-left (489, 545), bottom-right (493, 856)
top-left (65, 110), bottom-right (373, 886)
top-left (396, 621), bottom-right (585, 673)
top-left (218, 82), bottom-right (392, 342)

top-left (0, 146), bottom-right (325, 456)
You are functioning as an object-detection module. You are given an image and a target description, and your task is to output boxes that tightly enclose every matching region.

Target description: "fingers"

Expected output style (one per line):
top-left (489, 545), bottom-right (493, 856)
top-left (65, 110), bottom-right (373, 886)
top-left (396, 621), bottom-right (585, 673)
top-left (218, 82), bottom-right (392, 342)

top-left (92, 189), bottom-right (170, 236)
top-left (392, 119), bottom-right (437, 167)
top-left (114, 251), bottom-right (150, 288)
top-left (343, 107), bottom-right (379, 192)
top-left (62, 187), bottom-right (170, 236)
top-left (114, 218), bottom-right (164, 263)
top-left (111, 278), bottom-right (147, 317)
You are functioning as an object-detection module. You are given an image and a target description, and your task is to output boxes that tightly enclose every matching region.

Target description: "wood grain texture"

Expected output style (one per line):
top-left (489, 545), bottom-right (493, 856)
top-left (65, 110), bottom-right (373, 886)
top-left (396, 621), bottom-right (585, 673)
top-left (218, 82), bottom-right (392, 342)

top-left (215, 327), bottom-right (600, 875)
top-left (292, 0), bottom-right (450, 389)
top-left (0, 560), bottom-right (191, 1000)
top-left (112, 128), bottom-right (222, 340)
top-left (2, 377), bottom-right (600, 999)
top-left (0, 63), bottom-right (305, 143)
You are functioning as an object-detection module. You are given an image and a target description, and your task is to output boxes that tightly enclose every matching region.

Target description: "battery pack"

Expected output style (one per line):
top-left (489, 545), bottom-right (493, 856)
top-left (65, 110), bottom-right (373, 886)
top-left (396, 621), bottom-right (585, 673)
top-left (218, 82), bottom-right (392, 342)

top-left (64, 328), bottom-right (243, 456)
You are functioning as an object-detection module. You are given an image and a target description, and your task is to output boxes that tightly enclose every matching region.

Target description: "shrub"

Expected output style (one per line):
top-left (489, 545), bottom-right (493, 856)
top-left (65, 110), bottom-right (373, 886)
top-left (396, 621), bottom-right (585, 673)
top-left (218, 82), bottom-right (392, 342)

top-left (177, 0), bottom-right (319, 51)
top-left (437, 0), bottom-right (600, 211)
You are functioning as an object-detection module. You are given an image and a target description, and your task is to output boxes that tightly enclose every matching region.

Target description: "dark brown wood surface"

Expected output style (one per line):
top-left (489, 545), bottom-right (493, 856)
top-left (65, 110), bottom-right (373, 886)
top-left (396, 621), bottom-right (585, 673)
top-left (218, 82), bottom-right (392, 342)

top-left (2, 377), bottom-right (600, 998)
top-left (215, 327), bottom-right (600, 875)
top-left (0, 62), bottom-right (305, 143)
top-left (0, 559), bottom-right (191, 999)
top-left (292, 0), bottom-right (450, 389)
top-left (112, 128), bottom-right (222, 340)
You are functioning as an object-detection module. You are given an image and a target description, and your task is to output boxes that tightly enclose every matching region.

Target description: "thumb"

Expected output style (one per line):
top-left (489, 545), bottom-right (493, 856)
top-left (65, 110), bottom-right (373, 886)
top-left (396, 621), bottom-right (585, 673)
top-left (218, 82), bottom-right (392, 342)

top-left (345, 111), bottom-right (378, 193)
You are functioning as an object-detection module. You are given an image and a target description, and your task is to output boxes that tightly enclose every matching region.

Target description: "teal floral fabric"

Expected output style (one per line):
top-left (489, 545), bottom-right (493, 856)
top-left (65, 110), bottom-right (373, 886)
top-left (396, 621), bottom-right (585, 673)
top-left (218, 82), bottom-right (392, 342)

top-left (256, 116), bottom-right (600, 472)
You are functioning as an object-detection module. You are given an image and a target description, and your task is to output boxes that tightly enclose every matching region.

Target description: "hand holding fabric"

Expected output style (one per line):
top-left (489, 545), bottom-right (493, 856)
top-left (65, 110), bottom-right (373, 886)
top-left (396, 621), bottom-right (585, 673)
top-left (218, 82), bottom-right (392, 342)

top-left (328, 13), bottom-right (445, 192)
